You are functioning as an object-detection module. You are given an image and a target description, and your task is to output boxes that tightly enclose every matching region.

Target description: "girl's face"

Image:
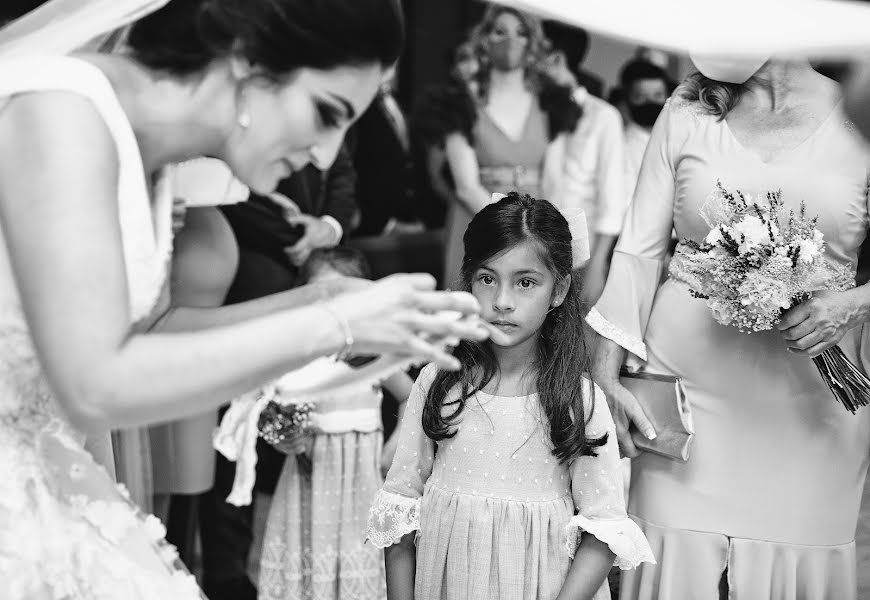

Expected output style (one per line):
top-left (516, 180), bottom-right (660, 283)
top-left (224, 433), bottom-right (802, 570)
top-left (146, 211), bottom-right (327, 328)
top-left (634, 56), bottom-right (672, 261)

top-left (471, 240), bottom-right (568, 349)
top-left (486, 11), bottom-right (530, 72)
top-left (224, 62), bottom-right (385, 195)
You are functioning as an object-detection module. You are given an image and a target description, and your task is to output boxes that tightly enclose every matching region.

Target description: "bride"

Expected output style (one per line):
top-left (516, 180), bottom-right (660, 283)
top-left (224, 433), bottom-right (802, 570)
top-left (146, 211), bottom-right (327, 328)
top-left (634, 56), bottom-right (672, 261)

top-left (0, 0), bottom-right (488, 598)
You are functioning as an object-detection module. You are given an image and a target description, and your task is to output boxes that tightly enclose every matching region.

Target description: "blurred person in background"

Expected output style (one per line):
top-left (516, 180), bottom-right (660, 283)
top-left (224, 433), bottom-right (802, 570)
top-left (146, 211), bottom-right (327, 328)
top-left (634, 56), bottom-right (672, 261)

top-left (349, 71), bottom-right (424, 237)
top-left (541, 43), bottom-right (627, 308)
top-left (422, 5), bottom-right (583, 289)
top-left (542, 18), bottom-right (604, 98)
top-left (411, 40), bottom-right (480, 237)
top-left (197, 145), bottom-right (358, 600)
top-left (619, 59), bottom-right (675, 196)
top-left (258, 246), bottom-right (413, 600)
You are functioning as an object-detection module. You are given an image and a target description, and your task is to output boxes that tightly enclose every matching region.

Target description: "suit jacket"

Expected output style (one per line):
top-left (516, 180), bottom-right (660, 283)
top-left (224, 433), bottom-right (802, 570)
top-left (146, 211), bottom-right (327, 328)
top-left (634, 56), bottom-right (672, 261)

top-left (220, 142), bottom-right (357, 302)
top-left (348, 93), bottom-right (417, 237)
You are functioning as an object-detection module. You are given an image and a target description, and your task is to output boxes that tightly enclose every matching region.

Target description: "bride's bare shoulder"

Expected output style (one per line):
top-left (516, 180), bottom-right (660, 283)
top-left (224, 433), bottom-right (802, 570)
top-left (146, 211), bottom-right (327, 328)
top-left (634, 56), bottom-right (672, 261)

top-left (0, 91), bottom-right (117, 190)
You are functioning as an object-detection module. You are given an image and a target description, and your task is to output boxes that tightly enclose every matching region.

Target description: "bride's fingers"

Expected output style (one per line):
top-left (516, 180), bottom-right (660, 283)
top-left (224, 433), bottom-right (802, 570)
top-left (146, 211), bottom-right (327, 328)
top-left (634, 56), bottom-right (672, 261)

top-left (401, 312), bottom-right (488, 341)
top-left (384, 272), bottom-right (438, 291)
top-left (477, 320), bottom-right (512, 346)
top-left (404, 334), bottom-right (461, 371)
top-left (408, 290), bottom-right (481, 315)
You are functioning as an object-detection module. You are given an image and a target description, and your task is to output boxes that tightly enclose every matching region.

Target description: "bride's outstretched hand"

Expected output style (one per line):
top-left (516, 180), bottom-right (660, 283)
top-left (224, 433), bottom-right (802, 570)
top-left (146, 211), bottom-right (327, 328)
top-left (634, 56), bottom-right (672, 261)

top-left (324, 273), bottom-right (488, 370)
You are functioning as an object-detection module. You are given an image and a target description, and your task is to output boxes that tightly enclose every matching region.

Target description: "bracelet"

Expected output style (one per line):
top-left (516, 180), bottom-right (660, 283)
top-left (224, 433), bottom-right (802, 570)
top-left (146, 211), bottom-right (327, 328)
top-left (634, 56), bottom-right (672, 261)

top-left (320, 303), bottom-right (354, 360)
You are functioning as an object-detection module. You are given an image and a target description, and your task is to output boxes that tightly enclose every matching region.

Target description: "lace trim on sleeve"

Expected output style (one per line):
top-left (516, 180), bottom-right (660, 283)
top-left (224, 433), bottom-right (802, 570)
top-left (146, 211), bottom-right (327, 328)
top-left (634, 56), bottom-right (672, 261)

top-left (565, 514), bottom-right (656, 569)
top-left (365, 489), bottom-right (422, 549)
top-left (585, 307), bottom-right (648, 361)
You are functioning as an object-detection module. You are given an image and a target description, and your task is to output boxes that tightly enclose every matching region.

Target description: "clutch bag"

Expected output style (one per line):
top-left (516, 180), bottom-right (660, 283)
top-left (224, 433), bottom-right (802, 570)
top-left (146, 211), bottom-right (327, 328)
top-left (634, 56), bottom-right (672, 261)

top-left (618, 368), bottom-right (694, 462)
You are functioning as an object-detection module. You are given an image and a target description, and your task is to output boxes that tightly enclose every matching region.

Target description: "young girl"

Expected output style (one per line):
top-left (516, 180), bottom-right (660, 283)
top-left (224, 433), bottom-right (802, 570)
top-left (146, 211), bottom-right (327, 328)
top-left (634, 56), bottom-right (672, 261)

top-left (366, 193), bottom-right (654, 600)
top-left (259, 247), bottom-right (414, 600)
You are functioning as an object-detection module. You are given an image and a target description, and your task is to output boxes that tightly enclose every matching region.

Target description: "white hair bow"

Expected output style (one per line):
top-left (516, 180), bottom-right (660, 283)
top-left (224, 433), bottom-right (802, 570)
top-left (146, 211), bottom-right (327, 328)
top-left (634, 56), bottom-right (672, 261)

top-left (491, 192), bottom-right (589, 269)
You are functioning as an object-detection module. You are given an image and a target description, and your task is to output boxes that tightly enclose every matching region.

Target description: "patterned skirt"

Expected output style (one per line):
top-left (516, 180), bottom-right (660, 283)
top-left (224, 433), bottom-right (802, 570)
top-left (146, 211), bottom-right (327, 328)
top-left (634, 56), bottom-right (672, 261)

top-left (258, 430), bottom-right (387, 600)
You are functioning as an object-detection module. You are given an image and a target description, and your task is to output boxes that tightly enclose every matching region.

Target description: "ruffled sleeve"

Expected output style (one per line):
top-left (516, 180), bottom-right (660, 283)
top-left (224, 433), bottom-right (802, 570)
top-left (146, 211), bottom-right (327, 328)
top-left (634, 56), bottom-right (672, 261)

top-left (411, 81), bottom-right (478, 148)
top-left (566, 382), bottom-right (656, 569)
top-left (586, 97), bottom-right (694, 363)
top-left (365, 364), bottom-right (438, 548)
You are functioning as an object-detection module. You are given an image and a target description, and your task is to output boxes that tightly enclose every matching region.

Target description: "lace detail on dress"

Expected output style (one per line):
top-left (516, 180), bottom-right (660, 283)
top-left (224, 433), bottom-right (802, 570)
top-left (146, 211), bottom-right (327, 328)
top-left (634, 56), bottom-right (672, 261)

top-left (365, 489), bottom-right (422, 548)
top-left (565, 515), bottom-right (656, 570)
top-left (585, 307), bottom-right (648, 361)
top-left (259, 541), bottom-right (386, 600)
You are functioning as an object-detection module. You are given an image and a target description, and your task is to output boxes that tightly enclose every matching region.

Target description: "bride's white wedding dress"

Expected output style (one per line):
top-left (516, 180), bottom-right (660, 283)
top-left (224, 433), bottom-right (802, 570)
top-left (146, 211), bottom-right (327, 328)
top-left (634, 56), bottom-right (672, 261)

top-left (0, 55), bottom-right (204, 599)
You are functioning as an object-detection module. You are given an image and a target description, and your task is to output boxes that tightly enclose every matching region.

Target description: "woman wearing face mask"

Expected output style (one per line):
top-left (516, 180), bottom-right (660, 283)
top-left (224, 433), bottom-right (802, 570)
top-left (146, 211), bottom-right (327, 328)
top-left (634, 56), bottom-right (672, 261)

top-left (618, 59), bottom-right (673, 195)
top-left (0, 0), bottom-right (490, 598)
top-left (589, 52), bottom-right (870, 598)
top-left (417, 5), bottom-right (582, 290)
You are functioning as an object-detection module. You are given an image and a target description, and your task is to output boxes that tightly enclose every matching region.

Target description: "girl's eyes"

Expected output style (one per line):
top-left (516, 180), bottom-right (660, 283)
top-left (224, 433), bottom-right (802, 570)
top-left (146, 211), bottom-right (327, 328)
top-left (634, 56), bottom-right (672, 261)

top-left (476, 274), bottom-right (536, 288)
top-left (316, 100), bottom-right (341, 129)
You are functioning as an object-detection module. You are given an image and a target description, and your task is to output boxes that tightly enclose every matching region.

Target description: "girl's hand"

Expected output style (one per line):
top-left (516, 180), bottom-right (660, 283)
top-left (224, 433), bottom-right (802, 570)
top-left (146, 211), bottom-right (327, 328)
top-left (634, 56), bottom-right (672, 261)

top-left (326, 274), bottom-right (488, 370)
top-left (272, 431), bottom-right (313, 457)
top-left (381, 432), bottom-right (399, 478)
top-left (592, 338), bottom-right (656, 458)
top-left (778, 288), bottom-right (869, 357)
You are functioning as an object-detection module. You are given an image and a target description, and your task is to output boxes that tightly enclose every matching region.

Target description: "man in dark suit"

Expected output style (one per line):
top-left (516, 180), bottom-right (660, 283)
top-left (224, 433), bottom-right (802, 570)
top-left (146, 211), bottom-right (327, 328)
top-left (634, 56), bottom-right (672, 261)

top-left (198, 144), bottom-right (357, 600)
top-left (349, 81), bottom-right (429, 236)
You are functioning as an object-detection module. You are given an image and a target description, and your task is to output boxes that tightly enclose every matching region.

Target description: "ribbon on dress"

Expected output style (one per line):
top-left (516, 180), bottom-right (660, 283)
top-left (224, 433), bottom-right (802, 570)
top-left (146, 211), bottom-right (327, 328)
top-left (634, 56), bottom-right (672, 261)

top-left (491, 192), bottom-right (590, 268)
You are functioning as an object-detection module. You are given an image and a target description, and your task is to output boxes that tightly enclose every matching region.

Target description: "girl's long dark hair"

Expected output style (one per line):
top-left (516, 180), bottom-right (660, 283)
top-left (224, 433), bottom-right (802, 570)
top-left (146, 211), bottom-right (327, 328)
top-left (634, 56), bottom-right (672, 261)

top-left (423, 192), bottom-right (606, 463)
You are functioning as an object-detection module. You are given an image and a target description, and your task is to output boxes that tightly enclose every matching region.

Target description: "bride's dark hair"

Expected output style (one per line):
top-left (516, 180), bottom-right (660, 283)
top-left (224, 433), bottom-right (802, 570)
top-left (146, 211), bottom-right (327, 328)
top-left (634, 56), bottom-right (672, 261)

top-left (422, 192), bottom-right (606, 464)
top-left (127, 0), bottom-right (404, 77)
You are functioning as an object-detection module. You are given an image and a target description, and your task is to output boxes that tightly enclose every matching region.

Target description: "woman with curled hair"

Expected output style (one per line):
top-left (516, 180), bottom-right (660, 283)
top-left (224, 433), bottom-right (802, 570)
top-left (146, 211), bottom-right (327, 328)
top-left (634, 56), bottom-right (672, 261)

top-left (588, 55), bottom-right (870, 598)
top-left (0, 0), bottom-right (489, 598)
top-left (414, 4), bottom-right (582, 289)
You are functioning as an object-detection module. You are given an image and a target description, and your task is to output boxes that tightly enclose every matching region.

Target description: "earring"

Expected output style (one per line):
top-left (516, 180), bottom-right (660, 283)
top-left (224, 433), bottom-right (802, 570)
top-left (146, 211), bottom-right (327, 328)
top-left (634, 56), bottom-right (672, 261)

top-left (235, 80), bottom-right (251, 130)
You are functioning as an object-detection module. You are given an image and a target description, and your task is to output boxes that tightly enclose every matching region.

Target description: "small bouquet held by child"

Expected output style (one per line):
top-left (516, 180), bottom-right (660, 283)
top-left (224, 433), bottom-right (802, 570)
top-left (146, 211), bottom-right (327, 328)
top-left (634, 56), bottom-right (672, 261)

top-left (257, 394), bottom-right (316, 473)
top-left (669, 181), bottom-right (870, 413)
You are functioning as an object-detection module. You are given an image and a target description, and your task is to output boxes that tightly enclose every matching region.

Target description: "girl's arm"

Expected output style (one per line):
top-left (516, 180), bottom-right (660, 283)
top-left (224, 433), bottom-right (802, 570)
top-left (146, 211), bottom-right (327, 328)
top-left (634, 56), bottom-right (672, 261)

top-left (384, 533), bottom-right (416, 600)
top-left (367, 366), bottom-right (440, 597)
top-left (444, 133), bottom-right (493, 214)
top-left (555, 536), bottom-right (615, 600)
top-left (0, 93), bottom-right (483, 431)
top-left (558, 382), bottom-right (655, 599)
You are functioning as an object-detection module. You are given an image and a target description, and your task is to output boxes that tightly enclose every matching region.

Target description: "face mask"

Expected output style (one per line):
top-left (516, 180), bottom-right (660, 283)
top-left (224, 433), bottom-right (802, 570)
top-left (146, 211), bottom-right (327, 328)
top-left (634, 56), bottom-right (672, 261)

top-left (489, 37), bottom-right (526, 71)
top-left (689, 52), bottom-right (769, 84)
top-left (628, 101), bottom-right (664, 128)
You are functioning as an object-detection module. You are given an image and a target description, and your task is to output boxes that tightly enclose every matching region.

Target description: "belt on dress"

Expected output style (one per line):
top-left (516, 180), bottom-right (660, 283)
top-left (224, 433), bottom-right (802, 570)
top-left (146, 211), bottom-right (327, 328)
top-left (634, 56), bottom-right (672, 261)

top-left (479, 165), bottom-right (541, 196)
top-left (309, 408), bottom-right (381, 434)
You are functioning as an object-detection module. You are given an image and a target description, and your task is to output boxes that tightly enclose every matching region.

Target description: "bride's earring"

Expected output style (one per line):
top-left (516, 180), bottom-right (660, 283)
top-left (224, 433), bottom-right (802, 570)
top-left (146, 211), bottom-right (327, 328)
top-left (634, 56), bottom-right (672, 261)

top-left (235, 83), bottom-right (251, 130)
top-left (238, 110), bottom-right (251, 129)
